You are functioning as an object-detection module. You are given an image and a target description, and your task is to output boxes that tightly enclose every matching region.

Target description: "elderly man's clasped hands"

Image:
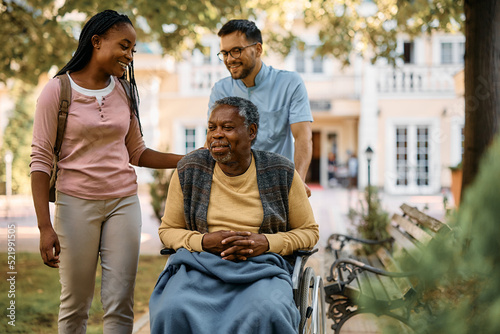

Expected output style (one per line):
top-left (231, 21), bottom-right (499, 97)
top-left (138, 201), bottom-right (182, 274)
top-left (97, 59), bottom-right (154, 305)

top-left (202, 230), bottom-right (269, 261)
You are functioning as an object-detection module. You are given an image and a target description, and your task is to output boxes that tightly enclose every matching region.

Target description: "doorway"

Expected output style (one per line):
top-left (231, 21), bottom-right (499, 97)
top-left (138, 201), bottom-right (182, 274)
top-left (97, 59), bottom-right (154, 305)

top-left (307, 131), bottom-right (321, 184)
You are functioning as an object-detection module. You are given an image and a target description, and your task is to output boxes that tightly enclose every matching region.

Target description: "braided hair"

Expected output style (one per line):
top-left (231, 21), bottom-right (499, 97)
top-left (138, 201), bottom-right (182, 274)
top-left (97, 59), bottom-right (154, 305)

top-left (56, 10), bottom-right (142, 134)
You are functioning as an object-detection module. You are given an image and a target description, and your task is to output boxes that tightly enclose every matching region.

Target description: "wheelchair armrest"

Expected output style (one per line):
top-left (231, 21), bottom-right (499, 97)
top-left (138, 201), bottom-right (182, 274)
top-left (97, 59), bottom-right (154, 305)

top-left (160, 248), bottom-right (176, 256)
top-left (160, 248), bottom-right (176, 270)
top-left (291, 248), bottom-right (318, 290)
top-left (294, 249), bottom-right (318, 257)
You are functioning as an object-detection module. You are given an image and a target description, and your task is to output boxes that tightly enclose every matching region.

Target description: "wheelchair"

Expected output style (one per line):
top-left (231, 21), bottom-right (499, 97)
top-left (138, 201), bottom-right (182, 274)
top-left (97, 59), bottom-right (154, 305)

top-left (160, 248), bottom-right (326, 334)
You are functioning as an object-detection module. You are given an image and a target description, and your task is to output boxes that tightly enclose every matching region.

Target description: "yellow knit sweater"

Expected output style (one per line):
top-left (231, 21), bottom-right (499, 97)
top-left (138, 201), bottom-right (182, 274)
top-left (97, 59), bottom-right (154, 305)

top-left (159, 155), bottom-right (319, 256)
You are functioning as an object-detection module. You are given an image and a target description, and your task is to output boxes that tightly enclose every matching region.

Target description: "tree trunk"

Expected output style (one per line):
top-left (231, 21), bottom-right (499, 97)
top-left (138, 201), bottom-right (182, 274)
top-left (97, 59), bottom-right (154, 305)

top-left (462, 0), bottom-right (500, 199)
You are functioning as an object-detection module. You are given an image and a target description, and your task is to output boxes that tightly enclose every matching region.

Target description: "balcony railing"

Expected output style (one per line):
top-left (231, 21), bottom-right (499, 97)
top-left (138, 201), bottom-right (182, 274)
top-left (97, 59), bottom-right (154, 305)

top-left (377, 64), bottom-right (463, 95)
top-left (177, 62), bottom-right (463, 98)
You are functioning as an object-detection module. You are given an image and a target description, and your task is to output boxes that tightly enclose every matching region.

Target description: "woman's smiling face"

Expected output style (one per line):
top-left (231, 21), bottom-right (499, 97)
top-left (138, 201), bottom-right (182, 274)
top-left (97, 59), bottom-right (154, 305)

top-left (92, 22), bottom-right (136, 78)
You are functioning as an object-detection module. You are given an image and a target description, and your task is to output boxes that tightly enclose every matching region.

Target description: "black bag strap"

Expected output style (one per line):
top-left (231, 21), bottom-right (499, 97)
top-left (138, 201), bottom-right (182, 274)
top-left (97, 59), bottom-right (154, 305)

top-left (54, 73), bottom-right (71, 157)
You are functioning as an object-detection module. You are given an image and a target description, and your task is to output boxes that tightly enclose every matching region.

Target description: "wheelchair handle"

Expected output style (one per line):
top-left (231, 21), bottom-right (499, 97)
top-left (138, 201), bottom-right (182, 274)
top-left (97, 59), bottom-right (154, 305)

top-left (160, 248), bottom-right (176, 256)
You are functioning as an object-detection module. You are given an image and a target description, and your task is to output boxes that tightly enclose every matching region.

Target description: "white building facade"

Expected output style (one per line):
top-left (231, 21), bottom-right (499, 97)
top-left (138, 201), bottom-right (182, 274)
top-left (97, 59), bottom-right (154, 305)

top-left (137, 30), bottom-right (465, 195)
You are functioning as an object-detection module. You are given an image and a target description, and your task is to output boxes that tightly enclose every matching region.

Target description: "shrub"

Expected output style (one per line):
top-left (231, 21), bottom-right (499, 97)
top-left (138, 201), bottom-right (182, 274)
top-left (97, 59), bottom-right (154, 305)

top-left (149, 168), bottom-right (174, 223)
top-left (348, 186), bottom-right (391, 253)
top-left (384, 134), bottom-right (500, 333)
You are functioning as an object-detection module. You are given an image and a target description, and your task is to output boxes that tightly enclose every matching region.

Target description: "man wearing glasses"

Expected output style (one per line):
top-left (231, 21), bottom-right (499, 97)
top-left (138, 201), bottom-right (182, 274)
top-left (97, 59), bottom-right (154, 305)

top-left (208, 19), bottom-right (313, 196)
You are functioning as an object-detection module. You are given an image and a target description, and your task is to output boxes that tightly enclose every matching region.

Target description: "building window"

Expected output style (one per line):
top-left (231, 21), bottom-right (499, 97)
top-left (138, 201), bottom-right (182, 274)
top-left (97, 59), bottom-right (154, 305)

top-left (416, 126), bottom-right (429, 186)
top-left (396, 127), bottom-right (408, 186)
top-left (449, 119), bottom-right (464, 169)
top-left (312, 55), bottom-right (323, 73)
top-left (458, 42), bottom-right (465, 63)
top-left (310, 100), bottom-right (331, 111)
top-left (388, 120), bottom-right (439, 194)
top-left (461, 125), bottom-right (465, 160)
top-left (441, 42), bottom-right (453, 64)
top-left (203, 54), bottom-right (211, 64)
top-left (203, 47), bottom-right (211, 64)
top-left (295, 50), bottom-right (305, 73)
top-left (403, 42), bottom-right (414, 64)
top-left (175, 124), bottom-right (207, 154)
top-left (185, 128), bottom-right (196, 154)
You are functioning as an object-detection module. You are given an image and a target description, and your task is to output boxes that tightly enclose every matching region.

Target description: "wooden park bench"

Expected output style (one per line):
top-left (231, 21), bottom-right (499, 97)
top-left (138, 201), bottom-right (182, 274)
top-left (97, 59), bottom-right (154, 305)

top-left (323, 203), bottom-right (451, 333)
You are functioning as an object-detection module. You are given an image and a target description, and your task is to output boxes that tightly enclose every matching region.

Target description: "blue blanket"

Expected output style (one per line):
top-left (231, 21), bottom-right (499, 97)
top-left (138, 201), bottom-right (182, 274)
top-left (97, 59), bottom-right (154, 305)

top-left (149, 248), bottom-right (300, 334)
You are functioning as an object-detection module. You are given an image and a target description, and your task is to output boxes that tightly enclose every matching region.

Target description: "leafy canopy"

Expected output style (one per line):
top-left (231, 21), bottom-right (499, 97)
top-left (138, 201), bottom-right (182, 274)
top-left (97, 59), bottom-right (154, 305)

top-left (1, 0), bottom-right (464, 85)
top-left (0, 0), bottom-right (251, 85)
top-left (304, 0), bottom-right (464, 65)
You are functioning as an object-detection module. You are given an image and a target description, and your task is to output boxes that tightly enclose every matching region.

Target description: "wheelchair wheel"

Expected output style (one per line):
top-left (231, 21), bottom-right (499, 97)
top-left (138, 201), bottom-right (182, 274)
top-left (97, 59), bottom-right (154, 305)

top-left (298, 267), bottom-right (326, 334)
top-left (298, 267), bottom-right (315, 333)
top-left (313, 275), bottom-right (326, 334)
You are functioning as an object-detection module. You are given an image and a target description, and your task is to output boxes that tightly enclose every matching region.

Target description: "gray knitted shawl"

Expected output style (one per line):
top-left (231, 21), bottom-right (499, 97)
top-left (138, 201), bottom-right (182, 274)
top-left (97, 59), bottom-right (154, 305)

top-left (177, 149), bottom-right (295, 234)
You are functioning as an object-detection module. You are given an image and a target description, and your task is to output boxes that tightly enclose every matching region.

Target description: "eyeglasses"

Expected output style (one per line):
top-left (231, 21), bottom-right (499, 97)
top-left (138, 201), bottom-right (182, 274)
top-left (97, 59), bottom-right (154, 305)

top-left (217, 42), bottom-right (258, 61)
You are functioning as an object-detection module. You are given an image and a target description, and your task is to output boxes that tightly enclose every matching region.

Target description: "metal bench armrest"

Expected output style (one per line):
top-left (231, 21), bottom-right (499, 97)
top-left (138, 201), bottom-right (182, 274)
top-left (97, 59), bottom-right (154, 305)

top-left (327, 257), bottom-right (415, 283)
top-left (327, 233), bottom-right (394, 251)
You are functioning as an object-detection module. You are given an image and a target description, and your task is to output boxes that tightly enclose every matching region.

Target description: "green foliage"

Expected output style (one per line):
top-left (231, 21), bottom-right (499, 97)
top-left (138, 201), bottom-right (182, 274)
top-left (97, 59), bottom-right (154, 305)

top-left (149, 168), bottom-right (174, 223)
top-left (383, 134), bottom-right (500, 333)
top-left (304, 0), bottom-right (464, 65)
top-left (0, 1), bottom-right (77, 85)
top-left (348, 186), bottom-right (391, 253)
top-left (59, 0), bottom-right (252, 53)
top-left (0, 81), bottom-right (36, 194)
top-left (0, 0), bottom-right (253, 85)
top-left (0, 0), bottom-right (466, 85)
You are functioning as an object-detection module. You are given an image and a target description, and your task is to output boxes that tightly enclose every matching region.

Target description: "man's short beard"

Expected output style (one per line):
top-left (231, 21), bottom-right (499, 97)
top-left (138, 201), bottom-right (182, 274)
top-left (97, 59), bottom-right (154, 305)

top-left (228, 58), bottom-right (256, 80)
top-left (231, 66), bottom-right (252, 80)
top-left (210, 152), bottom-right (232, 163)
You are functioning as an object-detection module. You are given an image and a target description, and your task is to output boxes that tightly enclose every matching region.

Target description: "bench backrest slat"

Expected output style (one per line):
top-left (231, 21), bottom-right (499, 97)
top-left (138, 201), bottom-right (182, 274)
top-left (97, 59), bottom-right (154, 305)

top-left (376, 247), bottom-right (413, 294)
top-left (326, 202), bottom-right (448, 317)
top-left (386, 225), bottom-right (422, 263)
top-left (392, 213), bottom-right (433, 245)
top-left (366, 254), bottom-right (406, 300)
top-left (400, 204), bottom-right (450, 233)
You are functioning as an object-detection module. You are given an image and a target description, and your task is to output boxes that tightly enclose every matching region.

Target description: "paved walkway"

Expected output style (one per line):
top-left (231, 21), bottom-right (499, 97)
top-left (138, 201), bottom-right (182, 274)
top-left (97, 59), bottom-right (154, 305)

top-left (0, 186), bottom-right (449, 333)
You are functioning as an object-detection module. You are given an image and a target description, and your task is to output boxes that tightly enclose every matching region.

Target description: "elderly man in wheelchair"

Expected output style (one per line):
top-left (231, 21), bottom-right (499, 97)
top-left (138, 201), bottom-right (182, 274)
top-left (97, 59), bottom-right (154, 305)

top-left (149, 97), bottom-right (324, 334)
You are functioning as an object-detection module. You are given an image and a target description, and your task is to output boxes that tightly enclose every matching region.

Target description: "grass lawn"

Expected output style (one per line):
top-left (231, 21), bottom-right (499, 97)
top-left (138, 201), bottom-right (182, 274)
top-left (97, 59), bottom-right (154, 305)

top-left (1, 252), bottom-right (166, 333)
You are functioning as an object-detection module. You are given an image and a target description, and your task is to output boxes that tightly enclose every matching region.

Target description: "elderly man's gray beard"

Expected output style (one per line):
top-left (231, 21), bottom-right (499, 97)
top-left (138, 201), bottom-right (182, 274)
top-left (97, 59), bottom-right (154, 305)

top-left (209, 141), bottom-right (232, 163)
top-left (210, 152), bottom-right (232, 163)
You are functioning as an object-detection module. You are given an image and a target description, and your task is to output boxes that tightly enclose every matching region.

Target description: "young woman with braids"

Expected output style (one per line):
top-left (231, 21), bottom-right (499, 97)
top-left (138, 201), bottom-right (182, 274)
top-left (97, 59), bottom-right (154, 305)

top-left (30, 10), bottom-right (182, 333)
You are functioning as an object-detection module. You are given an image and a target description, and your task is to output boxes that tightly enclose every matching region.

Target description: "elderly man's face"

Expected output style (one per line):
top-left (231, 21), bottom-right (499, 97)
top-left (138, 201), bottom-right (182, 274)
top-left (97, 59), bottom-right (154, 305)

top-left (207, 104), bottom-right (256, 164)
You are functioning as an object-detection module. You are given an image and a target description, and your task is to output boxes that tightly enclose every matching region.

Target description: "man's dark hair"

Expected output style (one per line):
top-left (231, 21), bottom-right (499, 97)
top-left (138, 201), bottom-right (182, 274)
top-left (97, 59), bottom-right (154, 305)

top-left (210, 96), bottom-right (259, 145)
top-left (217, 19), bottom-right (262, 44)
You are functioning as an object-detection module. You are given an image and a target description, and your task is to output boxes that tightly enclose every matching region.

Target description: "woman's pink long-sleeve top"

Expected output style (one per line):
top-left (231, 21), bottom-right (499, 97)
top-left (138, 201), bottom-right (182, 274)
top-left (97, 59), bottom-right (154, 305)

top-left (30, 76), bottom-right (147, 200)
